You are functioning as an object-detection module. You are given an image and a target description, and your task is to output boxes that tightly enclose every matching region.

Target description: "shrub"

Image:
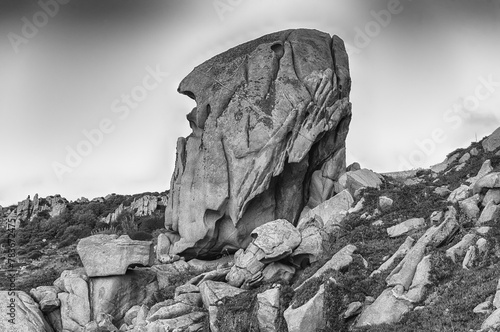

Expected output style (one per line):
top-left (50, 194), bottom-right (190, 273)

top-left (17, 268), bottom-right (60, 293)
top-left (139, 214), bottom-right (165, 233)
top-left (62, 224), bottom-right (92, 239)
top-left (27, 250), bottom-right (43, 260)
top-left (127, 231), bottom-right (153, 241)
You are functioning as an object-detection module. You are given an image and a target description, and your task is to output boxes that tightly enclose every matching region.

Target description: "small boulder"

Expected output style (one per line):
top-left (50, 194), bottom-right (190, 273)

top-left (483, 189), bottom-right (500, 206)
top-left (386, 218), bottom-right (426, 238)
top-left (473, 172), bottom-right (500, 195)
top-left (378, 196), bottom-right (394, 212)
top-left (477, 202), bottom-right (500, 225)
top-left (30, 285), bottom-right (60, 313)
top-left (482, 127), bottom-right (500, 152)
top-left (459, 194), bottom-right (480, 220)
top-left (447, 185), bottom-right (471, 203)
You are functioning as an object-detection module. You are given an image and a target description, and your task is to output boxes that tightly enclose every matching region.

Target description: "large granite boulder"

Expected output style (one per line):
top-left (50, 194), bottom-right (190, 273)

top-left (77, 234), bottom-right (154, 277)
top-left (164, 29), bottom-right (352, 258)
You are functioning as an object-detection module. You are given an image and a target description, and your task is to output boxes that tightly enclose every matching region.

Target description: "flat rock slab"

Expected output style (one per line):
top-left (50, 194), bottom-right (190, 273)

top-left (77, 234), bottom-right (154, 277)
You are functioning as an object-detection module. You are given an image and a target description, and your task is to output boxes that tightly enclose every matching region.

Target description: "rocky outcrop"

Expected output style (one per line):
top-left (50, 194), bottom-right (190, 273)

top-left (77, 235), bottom-right (155, 277)
top-left (164, 29), bottom-right (352, 258)
top-left (131, 195), bottom-right (158, 217)
top-left (0, 291), bottom-right (54, 332)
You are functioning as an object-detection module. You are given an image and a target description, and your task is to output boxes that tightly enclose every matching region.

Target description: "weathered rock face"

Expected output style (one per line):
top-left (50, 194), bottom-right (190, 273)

top-left (165, 29), bottom-right (352, 258)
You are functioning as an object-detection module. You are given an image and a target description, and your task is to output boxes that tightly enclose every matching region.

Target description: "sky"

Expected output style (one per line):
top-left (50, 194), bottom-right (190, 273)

top-left (1, 0), bottom-right (500, 206)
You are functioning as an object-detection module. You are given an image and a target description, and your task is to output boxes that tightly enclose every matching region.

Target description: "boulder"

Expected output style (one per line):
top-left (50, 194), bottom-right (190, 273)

top-left (477, 202), bottom-right (500, 225)
top-left (434, 186), bottom-right (451, 197)
top-left (30, 286), bottom-right (60, 313)
top-left (379, 196), bottom-right (394, 212)
top-left (188, 268), bottom-right (231, 287)
top-left (262, 262), bottom-right (295, 283)
top-left (355, 287), bottom-right (411, 327)
top-left (386, 215), bottom-right (457, 290)
top-left (186, 256), bottom-right (234, 274)
top-left (123, 305), bottom-right (141, 326)
top-left (386, 218), bottom-right (426, 238)
top-left (473, 172), bottom-right (500, 195)
top-left (147, 302), bottom-right (195, 322)
top-left (459, 152), bottom-right (471, 163)
top-left (405, 255), bottom-right (431, 302)
top-left (0, 291), bottom-right (54, 332)
top-left (77, 234), bottom-right (154, 277)
top-left (148, 312), bottom-right (206, 331)
top-left (447, 185), bottom-right (471, 203)
top-left (257, 288), bottom-right (281, 332)
top-left (152, 260), bottom-right (191, 289)
top-left (371, 237), bottom-right (415, 277)
top-left (199, 281), bottom-right (246, 332)
top-left (481, 308), bottom-right (500, 330)
top-left (284, 284), bottom-right (325, 332)
top-left (226, 219), bottom-right (300, 287)
top-left (468, 160), bottom-right (493, 186)
top-left (298, 189), bottom-right (353, 231)
top-left (295, 244), bottom-right (356, 292)
top-left (156, 233), bottom-right (172, 263)
top-left (446, 233), bottom-right (477, 263)
top-left (430, 153), bottom-right (459, 173)
top-left (57, 272), bottom-right (91, 332)
top-left (226, 244), bottom-right (266, 288)
top-left (458, 194), bottom-right (480, 220)
top-left (338, 169), bottom-right (383, 196)
top-left (483, 127), bottom-right (500, 152)
top-left (344, 301), bottom-right (363, 318)
top-left (164, 29), bottom-right (352, 258)
top-left (90, 268), bottom-right (158, 326)
top-left (291, 218), bottom-right (326, 265)
top-left (493, 278), bottom-right (500, 309)
top-left (252, 219), bottom-right (301, 262)
top-left (483, 189), bottom-right (500, 206)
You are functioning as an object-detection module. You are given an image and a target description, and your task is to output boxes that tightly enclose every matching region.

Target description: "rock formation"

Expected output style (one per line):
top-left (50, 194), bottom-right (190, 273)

top-left (165, 28), bottom-right (352, 258)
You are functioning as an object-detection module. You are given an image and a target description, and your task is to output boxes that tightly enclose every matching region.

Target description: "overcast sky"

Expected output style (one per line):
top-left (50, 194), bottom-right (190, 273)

top-left (1, 0), bottom-right (500, 206)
